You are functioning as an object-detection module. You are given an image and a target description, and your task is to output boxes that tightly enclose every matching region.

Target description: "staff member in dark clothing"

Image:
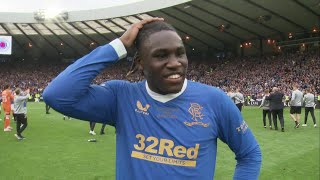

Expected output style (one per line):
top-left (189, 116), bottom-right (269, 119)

top-left (266, 87), bottom-right (285, 132)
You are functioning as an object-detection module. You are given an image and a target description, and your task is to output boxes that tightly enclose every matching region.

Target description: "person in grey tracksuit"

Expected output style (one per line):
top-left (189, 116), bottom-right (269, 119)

top-left (302, 88), bottom-right (317, 127)
top-left (290, 84), bottom-right (303, 128)
top-left (13, 88), bottom-right (30, 140)
top-left (259, 89), bottom-right (272, 129)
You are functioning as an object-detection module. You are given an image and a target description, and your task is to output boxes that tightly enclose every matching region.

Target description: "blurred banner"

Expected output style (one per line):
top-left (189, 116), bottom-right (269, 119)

top-left (0, 36), bottom-right (12, 55)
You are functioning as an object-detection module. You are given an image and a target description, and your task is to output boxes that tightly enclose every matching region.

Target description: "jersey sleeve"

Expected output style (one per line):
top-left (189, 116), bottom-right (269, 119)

top-left (216, 91), bottom-right (261, 180)
top-left (43, 39), bottom-right (127, 125)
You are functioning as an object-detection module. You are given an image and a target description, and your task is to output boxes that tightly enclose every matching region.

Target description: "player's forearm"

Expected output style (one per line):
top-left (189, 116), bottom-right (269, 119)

top-left (233, 145), bottom-right (262, 180)
top-left (43, 39), bottom-right (126, 112)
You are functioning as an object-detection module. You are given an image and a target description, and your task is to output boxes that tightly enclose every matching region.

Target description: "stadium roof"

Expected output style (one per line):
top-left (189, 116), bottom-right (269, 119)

top-left (0, 0), bottom-right (319, 60)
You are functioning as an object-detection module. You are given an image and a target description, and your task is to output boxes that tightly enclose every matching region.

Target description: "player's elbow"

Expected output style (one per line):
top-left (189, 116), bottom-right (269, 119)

top-left (248, 144), bottom-right (262, 162)
top-left (43, 86), bottom-right (55, 107)
top-left (43, 84), bottom-right (67, 111)
top-left (253, 145), bottom-right (262, 163)
top-left (234, 145), bottom-right (262, 179)
top-left (236, 145), bottom-right (262, 165)
top-left (43, 82), bottom-right (81, 114)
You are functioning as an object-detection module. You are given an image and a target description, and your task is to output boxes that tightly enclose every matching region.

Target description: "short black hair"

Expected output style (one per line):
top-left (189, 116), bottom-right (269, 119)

top-left (135, 21), bottom-right (177, 51)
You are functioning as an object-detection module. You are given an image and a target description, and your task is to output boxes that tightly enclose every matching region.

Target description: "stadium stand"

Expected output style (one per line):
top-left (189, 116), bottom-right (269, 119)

top-left (1, 50), bottom-right (319, 100)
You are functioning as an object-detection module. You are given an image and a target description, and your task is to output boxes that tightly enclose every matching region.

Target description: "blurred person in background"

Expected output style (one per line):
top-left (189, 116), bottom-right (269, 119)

top-left (89, 121), bottom-right (107, 135)
top-left (289, 84), bottom-right (303, 128)
top-left (259, 89), bottom-right (272, 129)
top-left (302, 88), bottom-right (317, 127)
top-left (13, 88), bottom-right (30, 140)
top-left (45, 103), bottom-right (51, 114)
top-left (235, 88), bottom-right (245, 112)
top-left (266, 87), bottom-right (285, 132)
top-left (2, 84), bottom-right (14, 131)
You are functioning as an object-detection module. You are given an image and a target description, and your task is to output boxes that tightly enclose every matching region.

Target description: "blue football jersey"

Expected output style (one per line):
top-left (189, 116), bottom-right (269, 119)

top-left (44, 39), bottom-right (261, 180)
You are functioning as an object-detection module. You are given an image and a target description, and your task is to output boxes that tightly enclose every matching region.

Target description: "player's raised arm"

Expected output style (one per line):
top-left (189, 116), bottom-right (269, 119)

top-left (43, 18), bottom-right (163, 124)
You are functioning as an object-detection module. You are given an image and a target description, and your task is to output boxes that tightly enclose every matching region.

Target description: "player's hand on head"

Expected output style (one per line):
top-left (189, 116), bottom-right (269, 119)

top-left (119, 17), bottom-right (164, 49)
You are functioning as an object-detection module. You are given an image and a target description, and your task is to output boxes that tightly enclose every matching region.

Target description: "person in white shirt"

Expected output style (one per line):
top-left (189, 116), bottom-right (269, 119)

top-left (235, 88), bottom-right (245, 112)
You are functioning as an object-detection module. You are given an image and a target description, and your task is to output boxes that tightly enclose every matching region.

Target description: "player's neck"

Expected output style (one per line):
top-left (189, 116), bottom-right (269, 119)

top-left (145, 79), bottom-right (188, 103)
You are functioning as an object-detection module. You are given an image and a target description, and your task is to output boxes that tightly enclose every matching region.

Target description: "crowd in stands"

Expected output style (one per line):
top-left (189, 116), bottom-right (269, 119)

top-left (0, 63), bottom-right (65, 97)
top-left (188, 50), bottom-right (319, 98)
top-left (0, 50), bottom-right (319, 99)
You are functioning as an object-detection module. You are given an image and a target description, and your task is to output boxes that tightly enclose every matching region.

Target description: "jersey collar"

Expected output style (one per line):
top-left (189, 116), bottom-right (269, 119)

top-left (145, 79), bottom-right (187, 103)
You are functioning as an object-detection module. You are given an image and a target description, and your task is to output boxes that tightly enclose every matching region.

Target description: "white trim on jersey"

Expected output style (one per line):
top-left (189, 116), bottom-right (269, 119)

top-left (145, 79), bottom-right (188, 103)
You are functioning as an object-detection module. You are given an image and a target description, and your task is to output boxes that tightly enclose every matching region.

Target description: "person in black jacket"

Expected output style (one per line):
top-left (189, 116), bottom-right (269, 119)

top-left (266, 87), bottom-right (285, 132)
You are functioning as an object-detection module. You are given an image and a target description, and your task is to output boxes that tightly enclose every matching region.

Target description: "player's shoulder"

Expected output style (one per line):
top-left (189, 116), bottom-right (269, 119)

top-left (187, 80), bottom-right (226, 97)
top-left (100, 80), bottom-right (144, 90)
top-left (100, 80), bottom-right (127, 87)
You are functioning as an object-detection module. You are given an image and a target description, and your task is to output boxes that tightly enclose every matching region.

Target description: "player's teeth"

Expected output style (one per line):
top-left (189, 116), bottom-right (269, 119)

top-left (168, 74), bottom-right (180, 79)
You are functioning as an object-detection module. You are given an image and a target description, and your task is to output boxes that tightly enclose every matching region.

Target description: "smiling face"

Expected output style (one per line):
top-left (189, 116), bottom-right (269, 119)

top-left (139, 30), bottom-right (188, 95)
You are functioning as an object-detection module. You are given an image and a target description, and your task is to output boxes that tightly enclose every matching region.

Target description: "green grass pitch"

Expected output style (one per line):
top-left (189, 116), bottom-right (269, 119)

top-left (0, 102), bottom-right (319, 180)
